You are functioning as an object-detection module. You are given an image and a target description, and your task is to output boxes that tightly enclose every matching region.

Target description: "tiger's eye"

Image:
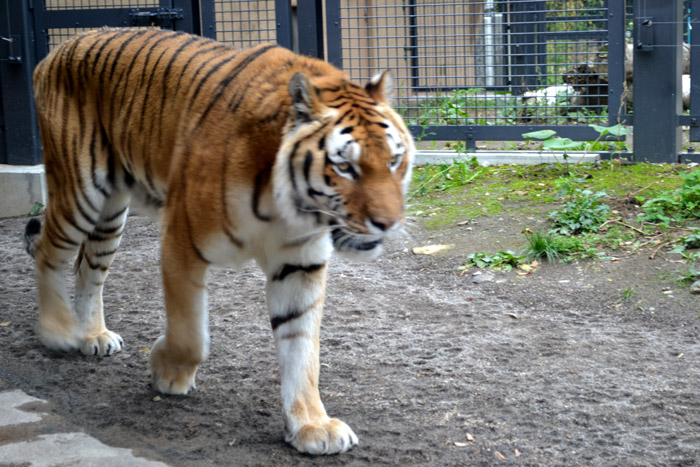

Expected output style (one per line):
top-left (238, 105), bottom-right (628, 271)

top-left (336, 161), bottom-right (351, 172)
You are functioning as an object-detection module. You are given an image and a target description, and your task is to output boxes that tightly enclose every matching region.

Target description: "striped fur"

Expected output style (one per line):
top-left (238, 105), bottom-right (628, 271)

top-left (24, 28), bottom-right (414, 455)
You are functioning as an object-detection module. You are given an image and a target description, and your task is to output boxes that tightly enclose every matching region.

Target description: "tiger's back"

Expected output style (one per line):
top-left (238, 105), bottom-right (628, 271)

top-left (26, 27), bottom-right (414, 456)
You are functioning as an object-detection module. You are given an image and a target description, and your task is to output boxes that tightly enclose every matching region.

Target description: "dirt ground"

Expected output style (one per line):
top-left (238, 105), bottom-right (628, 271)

top-left (1, 209), bottom-right (699, 466)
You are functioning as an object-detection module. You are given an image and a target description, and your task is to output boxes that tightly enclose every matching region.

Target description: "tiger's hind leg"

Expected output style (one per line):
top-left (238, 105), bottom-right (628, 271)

top-left (73, 191), bottom-right (130, 356)
top-left (24, 213), bottom-right (83, 353)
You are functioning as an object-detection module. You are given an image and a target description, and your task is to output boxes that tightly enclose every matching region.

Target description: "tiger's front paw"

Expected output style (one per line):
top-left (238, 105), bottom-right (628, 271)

top-left (149, 336), bottom-right (198, 395)
top-left (287, 418), bottom-right (358, 455)
top-left (80, 330), bottom-right (123, 356)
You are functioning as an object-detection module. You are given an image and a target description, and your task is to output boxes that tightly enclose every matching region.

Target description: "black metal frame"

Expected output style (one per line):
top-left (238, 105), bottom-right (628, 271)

top-left (0, 1), bottom-right (696, 165)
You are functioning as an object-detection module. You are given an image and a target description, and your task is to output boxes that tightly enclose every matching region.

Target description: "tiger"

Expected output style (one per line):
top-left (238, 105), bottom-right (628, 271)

top-left (23, 27), bottom-right (414, 455)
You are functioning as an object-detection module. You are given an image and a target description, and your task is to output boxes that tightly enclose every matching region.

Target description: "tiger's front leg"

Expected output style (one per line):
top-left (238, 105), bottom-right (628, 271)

top-left (265, 248), bottom-right (358, 455)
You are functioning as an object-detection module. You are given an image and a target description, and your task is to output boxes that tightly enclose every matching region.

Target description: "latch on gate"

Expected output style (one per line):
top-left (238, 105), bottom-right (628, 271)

top-left (129, 8), bottom-right (184, 26)
top-left (636, 17), bottom-right (653, 52)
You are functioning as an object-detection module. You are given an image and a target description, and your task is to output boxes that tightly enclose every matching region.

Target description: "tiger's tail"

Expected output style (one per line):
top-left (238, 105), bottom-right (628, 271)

top-left (23, 217), bottom-right (42, 259)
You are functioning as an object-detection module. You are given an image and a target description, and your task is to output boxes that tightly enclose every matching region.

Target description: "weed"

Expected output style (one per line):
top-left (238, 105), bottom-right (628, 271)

top-left (26, 202), bottom-right (44, 217)
top-left (460, 250), bottom-right (525, 272)
top-left (639, 169), bottom-right (700, 227)
top-left (621, 287), bottom-right (636, 301)
top-left (548, 189), bottom-right (611, 236)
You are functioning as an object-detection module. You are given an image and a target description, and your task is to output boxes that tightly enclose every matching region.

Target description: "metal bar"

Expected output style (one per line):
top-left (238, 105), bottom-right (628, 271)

top-left (171, 0), bottom-right (197, 35)
top-left (325, 0), bottom-right (342, 68)
top-left (690, 0), bottom-right (700, 142)
top-left (606, 0), bottom-right (626, 124)
top-left (199, 0), bottom-right (216, 39)
top-left (32, 8), bottom-right (133, 30)
top-left (632, 0), bottom-right (682, 162)
top-left (407, 0), bottom-right (419, 88)
top-left (297, 0), bottom-right (323, 58)
top-left (0, 0), bottom-right (41, 165)
top-left (409, 124), bottom-right (611, 143)
top-left (274, 0), bottom-right (293, 50)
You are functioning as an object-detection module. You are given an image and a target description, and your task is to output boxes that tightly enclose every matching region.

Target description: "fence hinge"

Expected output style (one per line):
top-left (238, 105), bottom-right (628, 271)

top-left (129, 8), bottom-right (184, 27)
top-left (0, 35), bottom-right (22, 64)
top-left (636, 17), bottom-right (654, 52)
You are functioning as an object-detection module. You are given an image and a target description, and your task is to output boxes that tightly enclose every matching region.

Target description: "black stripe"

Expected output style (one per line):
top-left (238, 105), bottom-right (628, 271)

top-left (340, 126), bottom-right (354, 134)
top-left (271, 307), bottom-right (309, 331)
top-left (103, 205), bottom-right (128, 223)
top-left (303, 151), bottom-right (313, 181)
top-left (224, 228), bottom-right (244, 248)
top-left (108, 29), bottom-right (150, 82)
top-left (173, 43), bottom-right (228, 97)
top-left (84, 255), bottom-right (109, 272)
top-left (159, 36), bottom-right (200, 114)
top-left (94, 249), bottom-right (118, 258)
top-left (288, 141), bottom-right (301, 191)
top-left (90, 30), bottom-right (127, 76)
top-left (272, 263), bottom-right (325, 282)
top-left (252, 169), bottom-right (271, 222)
top-left (194, 44), bottom-right (279, 129)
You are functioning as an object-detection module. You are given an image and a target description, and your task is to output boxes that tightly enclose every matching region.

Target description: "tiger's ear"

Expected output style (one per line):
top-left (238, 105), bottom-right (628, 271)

top-left (365, 71), bottom-right (393, 104)
top-left (289, 72), bottom-right (322, 124)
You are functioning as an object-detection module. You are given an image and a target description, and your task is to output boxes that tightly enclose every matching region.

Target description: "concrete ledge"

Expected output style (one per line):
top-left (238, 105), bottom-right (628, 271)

top-left (0, 164), bottom-right (46, 218)
top-left (415, 150), bottom-right (600, 166)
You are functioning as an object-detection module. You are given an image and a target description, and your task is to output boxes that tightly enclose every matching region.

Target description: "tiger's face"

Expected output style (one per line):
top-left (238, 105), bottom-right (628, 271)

top-left (274, 71), bottom-right (414, 260)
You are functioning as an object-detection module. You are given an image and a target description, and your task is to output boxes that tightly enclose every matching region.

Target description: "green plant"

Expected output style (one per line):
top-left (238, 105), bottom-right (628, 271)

top-left (621, 286), bottom-right (636, 301)
top-left (409, 160), bottom-right (484, 198)
top-left (639, 169), bottom-right (700, 227)
top-left (26, 202), bottom-right (44, 217)
top-left (548, 189), bottom-right (611, 236)
top-left (460, 250), bottom-right (524, 272)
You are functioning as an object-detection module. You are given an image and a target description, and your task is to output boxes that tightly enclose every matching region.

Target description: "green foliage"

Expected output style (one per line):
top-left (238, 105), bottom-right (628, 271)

top-left (409, 159), bottom-right (483, 199)
top-left (522, 230), bottom-right (600, 263)
top-left (460, 250), bottom-right (525, 272)
top-left (548, 189), bottom-right (611, 236)
top-left (26, 202), bottom-right (44, 217)
top-left (522, 124), bottom-right (630, 154)
top-left (639, 169), bottom-right (700, 227)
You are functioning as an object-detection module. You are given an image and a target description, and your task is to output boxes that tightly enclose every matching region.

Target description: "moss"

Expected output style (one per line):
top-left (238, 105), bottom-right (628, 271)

top-left (409, 161), bottom-right (685, 230)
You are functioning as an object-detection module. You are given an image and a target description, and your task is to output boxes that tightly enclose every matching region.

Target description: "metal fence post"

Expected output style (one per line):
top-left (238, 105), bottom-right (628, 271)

top-left (633, 0), bottom-right (682, 162)
top-left (0, 0), bottom-right (41, 165)
top-left (296, 0), bottom-right (324, 59)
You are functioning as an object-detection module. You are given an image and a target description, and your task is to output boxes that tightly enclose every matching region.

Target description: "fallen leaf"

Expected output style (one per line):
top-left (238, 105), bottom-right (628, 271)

top-left (0, 321), bottom-right (11, 327)
top-left (152, 396), bottom-right (161, 402)
top-left (466, 433), bottom-right (475, 442)
top-left (531, 260), bottom-right (539, 268)
top-left (515, 448), bottom-right (521, 457)
top-left (517, 263), bottom-right (532, 272)
top-left (505, 313), bottom-right (518, 319)
top-left (412, 244), bottom-right (455, 255)
top-left (454, 441), bottom-right (469, 447)
top-left (513, 190), bottom-right (528, 196)
top-left (495, 451), bottom-right (507, 460)
top-left (516, 271), bottom-right (531, 276)
top-left (228, 438), bottom-right (237, 446)
top-left (140, 348), bottom-right (150, 353)
top-left (457, 220), bottom-right (471, 226)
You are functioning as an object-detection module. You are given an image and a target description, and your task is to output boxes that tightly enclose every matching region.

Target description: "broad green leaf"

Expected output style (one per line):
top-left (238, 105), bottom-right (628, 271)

top-left (522, 129), bottom-right (557, 140)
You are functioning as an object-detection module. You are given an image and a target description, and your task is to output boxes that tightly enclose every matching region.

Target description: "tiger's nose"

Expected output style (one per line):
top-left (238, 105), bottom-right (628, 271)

top-left (369, 218), bottom-right (399, 232)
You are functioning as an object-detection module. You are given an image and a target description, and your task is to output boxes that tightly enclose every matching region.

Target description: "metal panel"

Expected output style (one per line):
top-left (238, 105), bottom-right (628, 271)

top-left (0, 0), bottom-right (42, 165)
top-left (632, 0), bottom-right (682, 162)
top-left (337, 1), bottom-right (615, 149)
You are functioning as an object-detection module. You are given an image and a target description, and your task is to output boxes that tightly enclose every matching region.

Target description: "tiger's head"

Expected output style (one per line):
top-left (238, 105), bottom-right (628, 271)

top-left (273, 70), bottom-right (415, 261)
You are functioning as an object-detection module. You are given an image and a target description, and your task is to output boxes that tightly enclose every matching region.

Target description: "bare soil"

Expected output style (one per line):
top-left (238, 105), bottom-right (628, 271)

top-left (1, 211), bottom-right (699, 466)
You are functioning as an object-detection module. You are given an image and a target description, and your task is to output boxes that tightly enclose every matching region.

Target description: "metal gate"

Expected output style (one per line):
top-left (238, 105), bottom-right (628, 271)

top-left (0, 0), bottom-right (198, 165)
top-left (1, 0), bottom-right (698, 165)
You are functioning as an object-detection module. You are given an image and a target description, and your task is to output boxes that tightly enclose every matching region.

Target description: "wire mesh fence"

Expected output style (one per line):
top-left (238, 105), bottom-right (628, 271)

top-left (213, 0), bottom-right (277, 48)
top-left (339, 0), bottom-right (614, 128)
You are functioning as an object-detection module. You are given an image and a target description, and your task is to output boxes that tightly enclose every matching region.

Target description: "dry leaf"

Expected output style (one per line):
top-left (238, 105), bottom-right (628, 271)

top-left (518, 263), bottom-right (533, 272)
top-left (495, 451), bottom-right (507, 460)
top-left (505, 313), bottom-right (518, 319)
top-left (152, 396), bottom-right (161, 402)
top-left (513, 190), bottom-right (528, 196)
top-left (457, 220), bottom-right (471, 226)
top-left (531, 260), bottom-right (539, 268)
top-left (228, 438), bottom-right (237, 446)
top-left (0, 321), bottom-right (11, 327)
top-left (466, 433), bottom-right (475, 442)
top-left (412, 244), bottom-right (455, 256)
top-left (515, 449), bottom-right (521, 457)
top-left (454, 441), bottom-right (469, 447)
top-left (516, 271), bottom-right (531, 276)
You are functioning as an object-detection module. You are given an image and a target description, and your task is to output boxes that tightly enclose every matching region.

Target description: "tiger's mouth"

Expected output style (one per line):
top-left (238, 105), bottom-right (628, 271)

top-left (331, 228), bottom-right (383, 252)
